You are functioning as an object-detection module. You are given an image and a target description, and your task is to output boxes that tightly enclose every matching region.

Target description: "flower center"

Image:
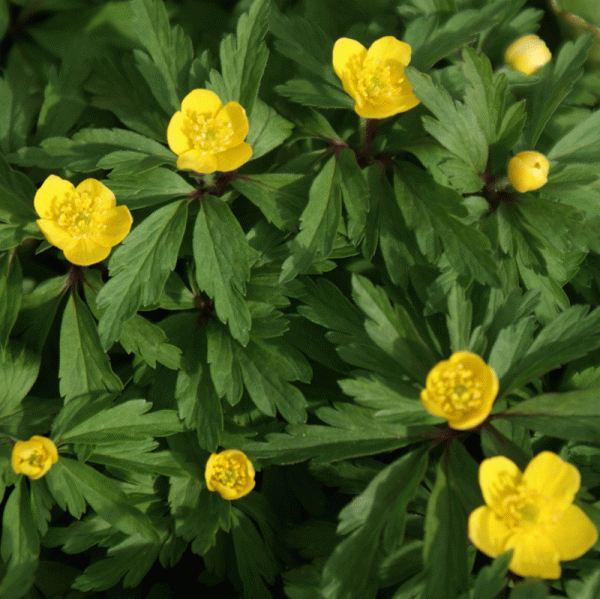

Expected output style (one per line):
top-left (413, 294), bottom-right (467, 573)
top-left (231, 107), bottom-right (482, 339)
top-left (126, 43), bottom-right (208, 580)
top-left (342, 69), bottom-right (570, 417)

top-left (186, 115), bottom-right (234, 156)
top-left (212, 457), bottom-right (249, 491)
top-left (499, 483), bottom-right (562, 530)
top-left (56, 192), bottom-right (105, 240)
top-left (27, 450), bottom-right (46, 467)
top-left (431, 363), bottom-right (482, 415)
top-left (354, 58), bottom-right (406, 104)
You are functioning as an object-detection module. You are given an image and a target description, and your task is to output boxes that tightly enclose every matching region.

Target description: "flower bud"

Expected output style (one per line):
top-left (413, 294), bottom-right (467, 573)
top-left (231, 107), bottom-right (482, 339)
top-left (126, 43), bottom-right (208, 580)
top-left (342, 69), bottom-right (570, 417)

top-left (205, 449), bottom-right (255, 500)
top-left (504, 34), bottom-right (552, 75)
top-left (507, 151), bottom-right (550, 192)
top-left (11, 435), bottom-right (58, 480)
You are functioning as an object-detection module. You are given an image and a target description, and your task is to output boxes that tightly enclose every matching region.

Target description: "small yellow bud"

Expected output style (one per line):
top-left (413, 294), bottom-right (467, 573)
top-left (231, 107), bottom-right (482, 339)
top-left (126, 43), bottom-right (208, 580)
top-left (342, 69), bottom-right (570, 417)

top-left (507, 151), bottom-right (550, 193)
top-left (504, 34), bottom-right (552, 75)
top-left (205, 449), bottom-right (255, 500)
top-left (11, 435), bottom-right (58, 480)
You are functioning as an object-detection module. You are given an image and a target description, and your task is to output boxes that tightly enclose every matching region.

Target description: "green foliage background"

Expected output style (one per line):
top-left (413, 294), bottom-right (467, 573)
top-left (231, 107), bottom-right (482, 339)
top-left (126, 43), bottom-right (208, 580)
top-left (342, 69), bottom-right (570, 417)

top-left (2, 0), bottom-right (600, 597)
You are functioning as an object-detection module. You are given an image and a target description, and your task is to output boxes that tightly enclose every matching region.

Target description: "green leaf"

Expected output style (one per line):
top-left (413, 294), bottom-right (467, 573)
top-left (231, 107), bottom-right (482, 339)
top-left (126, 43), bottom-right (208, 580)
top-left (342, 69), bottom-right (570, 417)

top-left (275, 79), bottom-right (355, 110)
top-left (231, 508), bottom-right (278, 599)
top-left (280, 157), bottom-right (342, 283)
top-left (471, 551), bottom-right (512, 599)
top-left (57, 398), bottom-right (184, 444)
top-left (0, 343), bottom-right (40, 421)
top-left (0, 478), bottom-right (39, 564)
top-left (322, 449), bottom-right (428, 599)
top-left (10, 127), bottom-right (175, 173)
top-left (352, 275), bottom-right (436, 384)
top-left (97, 200), bottom-right (188, 349)
top-left (246, 99), bottom-right (294, 161)
top-left (338, 149), bottom-right (368, 245)
top-left (502, 387), bottom-right (600, 441)
top-left (407, 68), bottom-right (487, 172)
top-left (394, 163), bottom-right (499, 286)
top-left (207, 0), bottom-right (269, 117)
top-left (522, 35), bottom-right (591, 149)
top-left (45, 459), bottom-right (87, 519)
top-left (193, 195), bottom-right (258, 346)
top-left (0, 221), bottom-right (43, 251)
top-left (422, 442), bottom-right (473, 599)
top-left (232, 173), bottom-right (306, 231)
top-left (0, 252), bottom-right (21, 348)
top-left (57, 457), bottom-right (159, 541)
top-left (175, 316), bottom-right (223, 452)
top-left (0, 559), bottom-right (36, 599)
top-left (499, 305), bottom-right (600, 397)
top-left (120, 313), bottom-right (182, 370)
top-left (59, 293), bottom-right (122, 401)
top-left (509, 579), bottom-right (548, 599)
top-left (206, 320), bottom-right (244, 406)
top-left (0, 153), bottom-right (37, 224)
top-left (129, 0), bottom-right (193, 113)
top-left (548, 109), bottom-right (600, 164)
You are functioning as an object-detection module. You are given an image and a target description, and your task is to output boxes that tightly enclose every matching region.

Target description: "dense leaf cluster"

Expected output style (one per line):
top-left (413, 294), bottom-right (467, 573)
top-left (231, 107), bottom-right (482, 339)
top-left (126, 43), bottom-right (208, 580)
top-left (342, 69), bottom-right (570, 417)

top-left (2, 0), bottom-right (600, 597)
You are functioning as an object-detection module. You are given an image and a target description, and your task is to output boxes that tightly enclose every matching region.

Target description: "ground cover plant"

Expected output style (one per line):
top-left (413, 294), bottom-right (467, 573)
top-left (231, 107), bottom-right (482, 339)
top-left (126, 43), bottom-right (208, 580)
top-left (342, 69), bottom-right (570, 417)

top-left (2, 0), bottom-right (600, 597)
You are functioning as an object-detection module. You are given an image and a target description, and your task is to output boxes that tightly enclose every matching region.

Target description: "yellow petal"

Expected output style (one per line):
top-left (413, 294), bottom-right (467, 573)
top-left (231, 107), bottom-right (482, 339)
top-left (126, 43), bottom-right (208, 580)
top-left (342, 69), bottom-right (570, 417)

top-left (63, 238), bottom-right (111, 266)
top-left (447, 404), bottom-right (493, 430)
top-left (354, 101), bottom-right (400, 119)
top-left (34, 175), bottom-right (77, 219)
top-left (215, 142), bottom-right (253, 172)
top-left (216, 101), bottom-right (250, 146)
top-left (36, 219), bottom-right (73, 250)
top-left (332, 37), bottom-right (367, 80)
top-left (367, 36), bottom-right (412, 66)
top-left (546, 504), bottom-right (598, 561)
top-left (94, 205), bottom-right (133, 247)
top-left (522, 451), bottom-right (580, 511)
top-left (167, 111), bottom-right (194, 156)
top-left (76, 178), bottom-right (116, 211)
top-left (468, 505), bottom-right (512, 558)
top-left (505, 35), bottom-right (551, 75)
top-left (176, 149), bottom-right (218, 174)
top-left (505, 529), bottom-right (561, 579)
top-left (181, 88), bottom-right (222, 119)
top-left (479, 455), bottom-right (522, 511)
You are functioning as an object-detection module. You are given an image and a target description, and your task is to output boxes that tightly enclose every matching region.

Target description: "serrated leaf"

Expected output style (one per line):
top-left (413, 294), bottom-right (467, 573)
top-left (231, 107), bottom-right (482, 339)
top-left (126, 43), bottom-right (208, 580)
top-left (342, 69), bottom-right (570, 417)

top-left (193, 195), bottom-right (258, 346)
top-left (246, 99), bottom-right (294, 161)
top-left (471, 551), bottom-right (512, 599)
top-left (0, 479), bottom-right (39, 564)
top-left (0, 251), bottom-right (21, 348)
top-left (57, 398), bottom-right (183, 444)
top-left (120, 314), bottom-right (182, 370)
top-left (206, 320), bottom-right (244, 406)
top-left (0, 343), bottom-right (40, 420)
top-left (322, 450), bottom-right (427, 599)
top-left (232, 173), bottom-right (306, 231)
top-left (280, 157), bottom-right (342, 283)
top-left (207, 0), bottom-right (269, 117)
top-left (129, 0), bottom-right (193, 112)
top-left (58, 457), bottom-right (159, 541)
top-left (0, 153), bottom-right (37, 224)
top-left (276, 79), bottom-right (355, 110)
top-left (59, 293), bottom-right (122, 401)
top-left (548, 109), bottom-right (600, 164)
top-left (338, 148), bottom-right (368, 245)
top-left (97, 200), bottom-right (188, 349)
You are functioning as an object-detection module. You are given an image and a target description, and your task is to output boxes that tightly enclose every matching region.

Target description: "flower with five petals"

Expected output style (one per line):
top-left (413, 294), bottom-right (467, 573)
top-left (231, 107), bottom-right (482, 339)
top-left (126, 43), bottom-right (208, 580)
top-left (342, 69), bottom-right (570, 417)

top-left (205, 449), bottom-right (255, 500)
top-left (332, 36), bottom-right (420, 119)
top-left (11, 435), bottom-right (59, 480)
top-left (420, 351), bottom-right (498, 430)
top-left (167, 89), bottom-right (252, 174)
top-left (469, 452), bottom-right (598, 579)
top-left (35, 175), bottom-right (132, 266)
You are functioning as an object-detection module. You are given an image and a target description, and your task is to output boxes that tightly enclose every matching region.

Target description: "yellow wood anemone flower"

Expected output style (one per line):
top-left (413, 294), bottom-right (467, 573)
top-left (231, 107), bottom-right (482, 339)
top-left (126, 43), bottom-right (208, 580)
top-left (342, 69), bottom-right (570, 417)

top-left (11, 435), bottom-right (58, 480)
top-left (205, 449), bottom-right (255, 500)
top-left (167, 89), bottom-right (253, 174)
top-left (420, 351), bottom-right (498, 430)
top-left (332, 36), bottom-right (420, 119)
top-left (505, 34), bottom-right (552, 75)
top-left (35, 175), bottom-right (133, 266)
top-left (507, 151), bottom-right (550, 193)
top-left (469, 452), bottom-right (598, 579)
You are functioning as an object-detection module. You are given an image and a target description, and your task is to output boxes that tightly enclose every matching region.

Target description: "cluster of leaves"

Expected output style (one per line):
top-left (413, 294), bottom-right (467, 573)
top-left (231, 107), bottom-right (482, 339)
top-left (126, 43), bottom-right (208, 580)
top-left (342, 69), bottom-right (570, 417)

top-left (2, 0), bottom-right (600, 597)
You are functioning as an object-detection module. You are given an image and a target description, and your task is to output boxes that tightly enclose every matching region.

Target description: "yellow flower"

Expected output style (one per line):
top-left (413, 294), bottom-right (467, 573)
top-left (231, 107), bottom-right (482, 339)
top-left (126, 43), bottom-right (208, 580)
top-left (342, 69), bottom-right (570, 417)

top-left (35, 175), bottom-right (133, 267)
top-left (205, 449), bottom-right (255, 500)
top-left (507, 151), bottom-right (550, 193)
top-left (332, 36), bottom-right (420, 119)
top-left (167, 89), bottom-right (252, 174)
top-left (469, 452), bottom-right (598, 579)
top-left (11, 435), bottom-right (58, 480)
top-left (505, 34), bottom-right (552, 75)
top-left (420, 351), bottom-right (498, 430)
